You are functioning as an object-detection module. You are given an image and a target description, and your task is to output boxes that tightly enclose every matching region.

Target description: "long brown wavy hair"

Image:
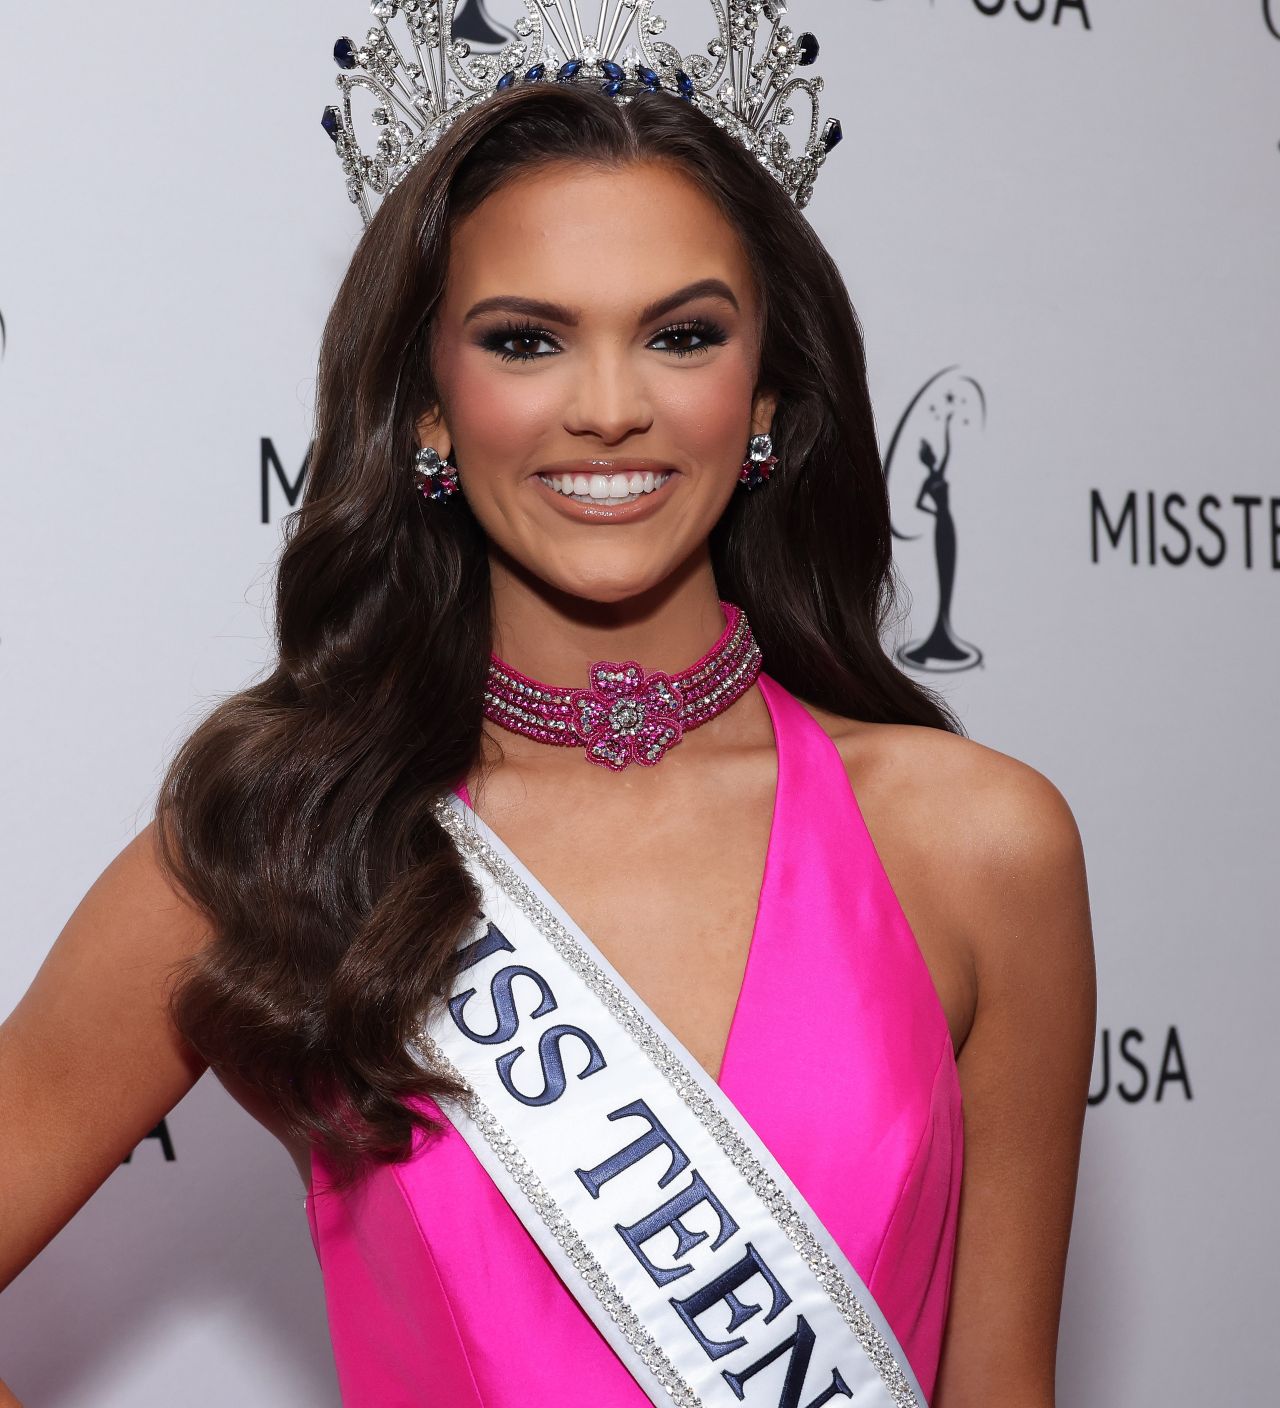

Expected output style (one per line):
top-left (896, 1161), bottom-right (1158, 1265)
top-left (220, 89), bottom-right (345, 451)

top-left (155, 81), bottom-right (964, 1193)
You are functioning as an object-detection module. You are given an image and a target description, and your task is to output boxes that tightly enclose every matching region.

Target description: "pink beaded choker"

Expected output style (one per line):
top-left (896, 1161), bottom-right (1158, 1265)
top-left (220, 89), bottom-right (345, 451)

top-left (483, 601), bottom-right (763, 772)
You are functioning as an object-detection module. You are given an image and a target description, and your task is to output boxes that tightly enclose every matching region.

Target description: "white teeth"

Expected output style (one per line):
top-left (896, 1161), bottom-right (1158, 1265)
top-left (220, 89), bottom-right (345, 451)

top-left (541, 470), bottom-right (672, 504)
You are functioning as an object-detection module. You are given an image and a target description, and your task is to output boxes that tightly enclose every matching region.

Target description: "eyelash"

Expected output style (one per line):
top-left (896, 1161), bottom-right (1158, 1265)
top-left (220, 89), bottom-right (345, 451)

top-left (480, 317), bottom-right (730, 364)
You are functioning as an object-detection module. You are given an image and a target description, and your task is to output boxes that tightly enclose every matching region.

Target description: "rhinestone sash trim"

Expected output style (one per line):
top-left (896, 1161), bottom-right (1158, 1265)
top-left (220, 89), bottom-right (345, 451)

top-left (483, 600), bottom-right (763, 771)
top-left (417, 1030), bottom-right (700, 1406)
top-left (421, 796), bottom-right (924, 1408)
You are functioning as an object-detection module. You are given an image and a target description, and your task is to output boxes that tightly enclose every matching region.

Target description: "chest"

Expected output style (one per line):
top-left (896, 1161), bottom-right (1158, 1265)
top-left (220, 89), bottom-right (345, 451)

top-left (469, 755), bottom-right (777, 1085)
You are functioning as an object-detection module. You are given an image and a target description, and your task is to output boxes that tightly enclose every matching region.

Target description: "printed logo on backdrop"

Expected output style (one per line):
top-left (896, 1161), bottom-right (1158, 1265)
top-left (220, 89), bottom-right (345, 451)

top-left (967, 0), bottom-right (1091, 25)
top-left (1089, 1026), bottom-right (1191, 1105)
top-left (122, 1118), bottom-right (177, 1163)
top-left (868, 0), bottom-right (1093, 29)
top-left (884, 367), bottom-right (987, 673)
top-left (262, 438), bottom-right (312, 523)
top-left (1090, 489), bottom-right (1280, 570)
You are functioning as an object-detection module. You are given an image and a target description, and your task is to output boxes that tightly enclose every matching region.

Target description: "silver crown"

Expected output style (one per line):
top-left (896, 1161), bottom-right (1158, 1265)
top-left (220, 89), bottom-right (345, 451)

top-left (322, 1), bottom-right (843, 225)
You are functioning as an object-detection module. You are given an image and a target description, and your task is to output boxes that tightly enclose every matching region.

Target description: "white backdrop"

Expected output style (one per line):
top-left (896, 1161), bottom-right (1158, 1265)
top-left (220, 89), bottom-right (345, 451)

top-left (2, 1), bottom-right (1276, 1402)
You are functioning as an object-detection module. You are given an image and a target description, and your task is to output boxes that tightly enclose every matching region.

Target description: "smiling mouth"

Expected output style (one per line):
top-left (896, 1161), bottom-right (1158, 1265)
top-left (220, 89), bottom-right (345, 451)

top-left (537, 469), bottom-right (673, 506)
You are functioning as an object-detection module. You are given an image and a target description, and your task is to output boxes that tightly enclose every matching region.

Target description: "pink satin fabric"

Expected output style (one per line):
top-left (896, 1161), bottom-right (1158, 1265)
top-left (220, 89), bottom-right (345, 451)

top-left (305, 671), bottom-right (964, 1405)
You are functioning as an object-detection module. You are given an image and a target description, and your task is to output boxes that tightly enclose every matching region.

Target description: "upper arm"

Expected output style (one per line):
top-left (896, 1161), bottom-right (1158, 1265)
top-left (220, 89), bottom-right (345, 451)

top-left (0, 821), bottom-right (213, 1289)
top-left (933, 761), bottom-right (1097, 1408)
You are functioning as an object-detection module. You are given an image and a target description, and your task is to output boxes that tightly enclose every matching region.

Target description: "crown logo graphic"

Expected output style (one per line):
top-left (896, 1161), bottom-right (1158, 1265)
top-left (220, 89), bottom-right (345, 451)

top-left (322, 0), bottom-right (843, 225)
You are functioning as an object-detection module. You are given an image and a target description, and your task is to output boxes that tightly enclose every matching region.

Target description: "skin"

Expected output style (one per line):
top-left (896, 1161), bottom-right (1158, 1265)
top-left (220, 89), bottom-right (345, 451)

top-left (0, 159), bottom-right (1095, 1408)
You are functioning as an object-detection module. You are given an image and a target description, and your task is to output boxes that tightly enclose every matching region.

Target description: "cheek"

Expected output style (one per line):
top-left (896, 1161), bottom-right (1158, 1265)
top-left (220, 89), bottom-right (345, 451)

top-left (445, 357), bottom-right (551, 465)
top-left (660, 354), bottom-right (759, 464)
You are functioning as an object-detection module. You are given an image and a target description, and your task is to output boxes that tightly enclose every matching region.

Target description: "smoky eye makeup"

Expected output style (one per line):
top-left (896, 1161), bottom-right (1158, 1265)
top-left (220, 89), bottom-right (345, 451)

top-left (476, 315), bottom-right (732, 364)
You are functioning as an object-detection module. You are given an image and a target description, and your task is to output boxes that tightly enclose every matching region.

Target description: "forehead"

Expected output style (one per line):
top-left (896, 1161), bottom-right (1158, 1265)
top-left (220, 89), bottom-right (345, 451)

top-left (444, 159), bottom-right (756, 314)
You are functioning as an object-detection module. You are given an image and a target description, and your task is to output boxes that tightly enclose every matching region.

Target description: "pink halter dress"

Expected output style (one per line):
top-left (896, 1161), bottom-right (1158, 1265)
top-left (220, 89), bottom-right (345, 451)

top-left (305, 671), bottom-right (964, 1405)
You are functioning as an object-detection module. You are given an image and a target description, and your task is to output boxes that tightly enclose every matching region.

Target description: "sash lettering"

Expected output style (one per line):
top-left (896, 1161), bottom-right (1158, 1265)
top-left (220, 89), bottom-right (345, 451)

top-left (420, 795), bottom-right (928, 1408)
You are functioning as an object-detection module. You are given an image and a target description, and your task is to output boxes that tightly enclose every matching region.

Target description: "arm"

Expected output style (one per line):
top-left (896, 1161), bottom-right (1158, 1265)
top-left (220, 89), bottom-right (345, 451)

top-left (932, 765), bottom-right (1097, 1408)
top-left (914, 483), bottom-right (937, 516)
top-left (936, 414), bottom-right (954, 476)
top-left (0, 822), bottom-right (213, 1295)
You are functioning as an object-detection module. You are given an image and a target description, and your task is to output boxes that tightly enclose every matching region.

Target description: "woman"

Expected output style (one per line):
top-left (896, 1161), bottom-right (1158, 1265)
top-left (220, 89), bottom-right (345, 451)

top-left (0, 65), bottom-right (1095, 1408)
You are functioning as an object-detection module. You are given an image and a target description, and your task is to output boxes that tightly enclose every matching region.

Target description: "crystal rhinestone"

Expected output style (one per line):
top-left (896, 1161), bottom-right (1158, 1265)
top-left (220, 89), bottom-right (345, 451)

top-left (797, 32), bottom-right (819, 66)
top-left (609, 699), bottom-right (645, 734)
top-left (333, 36), bottom-right (358, 70)
top-left (321, 106), bottom-right (342, 142)
top-left (821, 117), bottom-right (843, 151)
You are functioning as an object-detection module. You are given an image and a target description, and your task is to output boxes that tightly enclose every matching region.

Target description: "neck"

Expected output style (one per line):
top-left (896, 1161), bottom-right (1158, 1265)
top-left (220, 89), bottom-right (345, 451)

top-left (487, 553), bottom-right (730, 685)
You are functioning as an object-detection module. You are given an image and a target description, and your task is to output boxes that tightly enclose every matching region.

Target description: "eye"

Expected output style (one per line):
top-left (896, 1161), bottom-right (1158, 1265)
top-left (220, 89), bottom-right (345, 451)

top-left (650, 318), bottom-right (729, 359)
top-left (481, 321), bottom-right (560, 363)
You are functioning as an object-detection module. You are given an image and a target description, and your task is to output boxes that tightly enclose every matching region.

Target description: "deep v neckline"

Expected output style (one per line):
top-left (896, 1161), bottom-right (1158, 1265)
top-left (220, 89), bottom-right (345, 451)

top-left (453, 672), bottom-right (785, 1095)
top-left (704, 671), bottom-right (784, 1091)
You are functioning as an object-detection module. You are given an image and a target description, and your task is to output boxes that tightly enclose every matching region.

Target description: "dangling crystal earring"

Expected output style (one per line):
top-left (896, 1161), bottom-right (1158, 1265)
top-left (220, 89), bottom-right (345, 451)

top-left (738, 433), bottom-right (779, 492)
top-left (412, 445), bottom-right (460, 502)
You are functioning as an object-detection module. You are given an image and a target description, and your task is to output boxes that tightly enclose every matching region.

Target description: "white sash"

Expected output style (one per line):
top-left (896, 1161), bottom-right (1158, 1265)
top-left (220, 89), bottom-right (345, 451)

top-left (415, 793), bottom-right (928, 1408)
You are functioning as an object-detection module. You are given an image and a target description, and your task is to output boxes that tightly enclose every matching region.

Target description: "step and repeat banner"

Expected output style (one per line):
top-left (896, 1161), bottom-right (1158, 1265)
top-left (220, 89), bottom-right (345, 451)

top-left (1, 2), bottom-right (1274, 1403)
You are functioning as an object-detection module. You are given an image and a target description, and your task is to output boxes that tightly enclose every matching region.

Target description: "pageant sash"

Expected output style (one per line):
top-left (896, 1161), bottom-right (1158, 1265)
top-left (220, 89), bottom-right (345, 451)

top-left (416, 793), bottom-right (928, 1408)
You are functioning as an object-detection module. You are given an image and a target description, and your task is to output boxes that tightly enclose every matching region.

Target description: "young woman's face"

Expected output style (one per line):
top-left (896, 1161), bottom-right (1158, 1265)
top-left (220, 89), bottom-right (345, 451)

top-left (422, 158), bottom-right (777, 604)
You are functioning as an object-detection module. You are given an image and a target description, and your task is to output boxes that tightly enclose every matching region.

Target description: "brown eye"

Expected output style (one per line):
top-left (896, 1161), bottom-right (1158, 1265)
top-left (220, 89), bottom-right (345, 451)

top-left (651, 318), bottom-right (729, 358)
top-left (480, 321), bottom-right (561, 363)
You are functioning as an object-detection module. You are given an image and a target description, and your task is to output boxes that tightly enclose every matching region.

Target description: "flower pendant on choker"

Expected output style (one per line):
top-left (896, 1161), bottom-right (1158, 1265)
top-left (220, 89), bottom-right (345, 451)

top-left (571, 662), bottom-right (686, 769)
top-left (482, 601), bottom-right (763, 772)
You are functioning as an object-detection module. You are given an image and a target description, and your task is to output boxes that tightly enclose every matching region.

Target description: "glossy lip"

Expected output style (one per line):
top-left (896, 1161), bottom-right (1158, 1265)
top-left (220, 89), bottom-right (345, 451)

top-left (531, 459), bottom-right (679, 525)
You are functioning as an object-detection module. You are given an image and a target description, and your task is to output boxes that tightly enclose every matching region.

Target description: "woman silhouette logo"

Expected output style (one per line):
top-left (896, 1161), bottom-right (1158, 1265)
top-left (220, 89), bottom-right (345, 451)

top-left (884, 366), bottom-right (986, 673)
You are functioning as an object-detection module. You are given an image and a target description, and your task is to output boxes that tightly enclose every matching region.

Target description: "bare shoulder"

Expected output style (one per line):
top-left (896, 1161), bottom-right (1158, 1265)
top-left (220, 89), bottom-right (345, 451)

top-left (798, 697), bottom-right (1087, 914)
top-left (794, 698), bottom-right (1093, 1050)
top-left (795, 700), bottom-right (1096, 1397)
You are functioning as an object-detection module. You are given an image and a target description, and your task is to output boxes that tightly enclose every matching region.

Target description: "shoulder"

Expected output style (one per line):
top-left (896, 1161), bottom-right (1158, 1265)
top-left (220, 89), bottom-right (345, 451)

top-left (800, 698), bottom-right (1083, 880)
top-left (796, 698), bottom-right (1092, 993)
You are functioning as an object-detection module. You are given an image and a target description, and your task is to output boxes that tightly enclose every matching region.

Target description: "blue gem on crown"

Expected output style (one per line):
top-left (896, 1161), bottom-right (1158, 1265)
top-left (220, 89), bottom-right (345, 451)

top-left (321, 1), bottom-right (843, 227)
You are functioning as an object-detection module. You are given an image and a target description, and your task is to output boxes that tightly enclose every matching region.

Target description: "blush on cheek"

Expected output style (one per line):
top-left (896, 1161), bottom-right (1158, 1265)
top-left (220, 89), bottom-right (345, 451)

top-left (661, 361), bottom-right (759, 473)
top-left (442, 353), bottom-right (561, 491)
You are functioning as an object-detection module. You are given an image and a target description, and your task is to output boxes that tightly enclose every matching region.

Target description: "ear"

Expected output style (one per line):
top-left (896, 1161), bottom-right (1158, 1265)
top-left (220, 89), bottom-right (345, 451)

top-left (414, 406), bottom-right (453, 459)
top-left (750, 386), bottom-right (779, 441)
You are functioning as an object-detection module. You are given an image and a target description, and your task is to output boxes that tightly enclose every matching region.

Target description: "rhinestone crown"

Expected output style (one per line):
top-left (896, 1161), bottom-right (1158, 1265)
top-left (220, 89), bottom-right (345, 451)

top-left (322, 0), bottom-right (843, 225)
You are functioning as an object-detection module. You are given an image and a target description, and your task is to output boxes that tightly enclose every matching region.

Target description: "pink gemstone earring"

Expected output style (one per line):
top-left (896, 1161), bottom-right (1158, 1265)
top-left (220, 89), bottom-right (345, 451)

top-left (738, 433), bottom-right (779, 492)
top-left (412, 445), bottom-right (460, 502)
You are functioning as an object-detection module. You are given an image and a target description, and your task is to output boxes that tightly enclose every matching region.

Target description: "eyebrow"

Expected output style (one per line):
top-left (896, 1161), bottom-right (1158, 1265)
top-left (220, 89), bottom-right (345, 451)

top-left (462, 277), bottom-right (741, 327)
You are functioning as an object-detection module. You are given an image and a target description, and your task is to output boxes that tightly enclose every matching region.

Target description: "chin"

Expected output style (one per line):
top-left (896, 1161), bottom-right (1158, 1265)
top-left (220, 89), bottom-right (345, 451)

top-left (536, 552), bottom-right (677, 608)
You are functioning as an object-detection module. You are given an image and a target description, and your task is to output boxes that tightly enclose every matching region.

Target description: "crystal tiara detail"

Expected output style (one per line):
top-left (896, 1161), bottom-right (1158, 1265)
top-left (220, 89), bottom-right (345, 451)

top-left (322, 0), bottom-right (843, 226)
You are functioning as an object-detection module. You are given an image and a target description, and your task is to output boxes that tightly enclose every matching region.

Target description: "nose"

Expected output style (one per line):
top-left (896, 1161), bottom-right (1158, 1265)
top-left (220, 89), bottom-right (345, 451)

top-left (562, 344), bottom-right (654, 446)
